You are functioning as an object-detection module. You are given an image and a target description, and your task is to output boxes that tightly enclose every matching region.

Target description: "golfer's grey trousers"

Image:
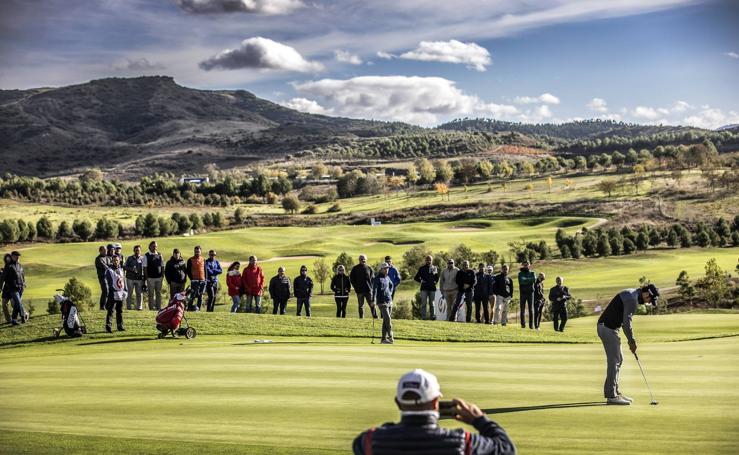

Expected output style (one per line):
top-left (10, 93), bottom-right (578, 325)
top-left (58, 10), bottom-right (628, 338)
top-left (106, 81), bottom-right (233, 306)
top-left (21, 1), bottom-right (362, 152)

top-left (419, 290), bottom-right (435, 319)
top-left (126, 279), bottom-right (144, 310)
top-left (598, 323), bottom-right (623, 399)
top-left (147, 277), bottom-right (163, 310)
top-left (379, 303), bottom-right (393, 342)
top-left (493, 295), bottom-right (511, 324)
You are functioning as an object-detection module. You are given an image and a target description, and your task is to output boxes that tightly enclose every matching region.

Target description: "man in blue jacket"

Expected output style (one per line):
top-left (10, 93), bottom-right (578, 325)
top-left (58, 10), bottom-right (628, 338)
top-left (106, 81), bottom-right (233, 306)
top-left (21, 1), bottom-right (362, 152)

top-left (384, 255), bottom-right (401, 299)
top-left (352, 369), bottom-right (516, 454)
top-left (374, 263), bottom-right (395, 344)
top-left (204, 250), bottom-right (223, 312)
top-left (597, 284), bottom-right (659, 405)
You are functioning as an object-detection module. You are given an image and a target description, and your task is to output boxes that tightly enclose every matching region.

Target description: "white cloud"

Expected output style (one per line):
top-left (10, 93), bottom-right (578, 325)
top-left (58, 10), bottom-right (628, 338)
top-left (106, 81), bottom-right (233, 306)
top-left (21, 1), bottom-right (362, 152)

top-left (199, 37), bottom-right (324, 72)
top-left (631, 106), bottom-right (660, 120)
top-left (334, 50), bottom-right (363, 65)
top-left (281, 97), bottom-right (330, 115)
top-left (671, 100), bottom-right (691, 112)
top-left (292, 75), bottom-right (519, 125)
top-left (587, 97), bottom-right (608, 113)
top-left (376, 51), bottom-right (395, 60)
top-left (725, 51), bottom-right (739, 59)
top-left (112, 57), bottom-right (165, 71)
top-left (176, 0), bottom-right (303, 15)
top-left (399, 40), bottom-right (491, 71)
top-left (683, 107), bottom-right (739, 129)
top-left (514, 93), bottom-right (560, 105)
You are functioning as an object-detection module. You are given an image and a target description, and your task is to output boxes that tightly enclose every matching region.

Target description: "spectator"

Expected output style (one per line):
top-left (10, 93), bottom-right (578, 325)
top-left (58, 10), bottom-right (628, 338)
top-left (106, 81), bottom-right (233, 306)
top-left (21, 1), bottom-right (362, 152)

top-left (492, 265), bottom-right (513, 326)
top-left (0, 253), bottom-right (10, 323)
top-left (242, 255), bottom-right (265, 313)
top-left (143, 241), bottom-right (165, 311)
top-left (95, 245), bottom-right (112, 311)
top-left (165, 249), bottom-right (187, 298)
top-left (597, 285), bottom-right (659, 405)
top-left (186, 246), bottom-right (206, 311)
top-left (269, 266), bottom-right (291, 315)
top-left (113, 243), bottom-right (124, 264)
top-left (294, 265), bottom-right (314, 317)
top-left (451, 260), bottom-right (476, 322)
top-left (473, 263), bottom-right (489, 324)
top-left (104, 255), bottom-right (127, 333)
top-left (226, 262), bottom-right (243, 313)
top-left (204, 250), bottom-right (223, 312)
top-left (548, 276), bottom-right (571, 332)
top-left (373, 263), bottom-right (394, 344)
top-left (533, 272), bottom-right (546, 331)
top-left (350, 254), bottom-right (376, 319)
top-left (439, 259), bottom-right (459, 318)
top-left (413, 255), bottom-right (439, 320)
top-left (330, 265), bottom-right (351, 318)
top-left (517, 261), bottom-right (536, 329)
top-left (352, 369), bottom-right (516, 455)
top-left (4, 251), bottom-right (27, 325)
top-left (124, 245), bottom-right (145, 311)
top-left (484, 266), bottom-right (496, 324)
top-left (385, 255), bottom-right (401, 299)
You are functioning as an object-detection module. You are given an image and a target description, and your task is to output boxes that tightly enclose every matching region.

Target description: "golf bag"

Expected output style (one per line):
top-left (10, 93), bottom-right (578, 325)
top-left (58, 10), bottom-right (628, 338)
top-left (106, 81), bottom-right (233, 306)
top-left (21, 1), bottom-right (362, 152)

top-left (156, 291), bottom-right (196, 339)
top-left (54, 294), bottom-right (85, 338)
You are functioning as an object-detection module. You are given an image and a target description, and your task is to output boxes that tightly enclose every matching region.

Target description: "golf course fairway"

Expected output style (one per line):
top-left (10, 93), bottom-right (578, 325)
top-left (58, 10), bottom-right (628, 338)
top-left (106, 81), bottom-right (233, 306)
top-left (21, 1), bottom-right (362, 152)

top-left (1, 313), bottom-right (737, 454)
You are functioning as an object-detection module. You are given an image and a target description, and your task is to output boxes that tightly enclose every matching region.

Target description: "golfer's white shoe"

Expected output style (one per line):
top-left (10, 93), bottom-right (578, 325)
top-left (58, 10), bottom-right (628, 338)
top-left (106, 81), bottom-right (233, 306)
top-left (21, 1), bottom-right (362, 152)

top-left (381, 339), bottom-right (393, 344)
top-left (618, 394), bottom-right (634, 403)
top-left (607, 396), bottom-right (631, 405)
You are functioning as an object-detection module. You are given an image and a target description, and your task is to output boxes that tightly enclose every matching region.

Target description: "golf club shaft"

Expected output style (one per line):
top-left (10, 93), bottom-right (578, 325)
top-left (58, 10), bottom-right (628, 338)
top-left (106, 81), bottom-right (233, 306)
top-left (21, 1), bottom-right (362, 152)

top-left (635, 356), bottom-right (656, 403)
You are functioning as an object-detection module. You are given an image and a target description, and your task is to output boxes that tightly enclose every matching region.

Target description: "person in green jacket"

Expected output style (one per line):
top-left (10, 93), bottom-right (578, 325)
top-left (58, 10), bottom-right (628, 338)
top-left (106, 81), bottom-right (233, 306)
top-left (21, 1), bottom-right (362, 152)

top-left (517, 261), bottom-right (536, 329)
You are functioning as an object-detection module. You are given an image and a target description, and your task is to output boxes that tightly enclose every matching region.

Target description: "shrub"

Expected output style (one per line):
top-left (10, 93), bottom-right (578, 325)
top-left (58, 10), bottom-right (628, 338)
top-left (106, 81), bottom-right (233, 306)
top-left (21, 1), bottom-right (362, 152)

top-left (47, 299), bottom-right (60, 315)
top-left (301, 204), bottom-right (317, 215)
top-left (393, 300), bottom-right (414, 320)
top-left (63, 278), bottom-right (93, 311)
top-left (327, 203), bottom-right (341, 213)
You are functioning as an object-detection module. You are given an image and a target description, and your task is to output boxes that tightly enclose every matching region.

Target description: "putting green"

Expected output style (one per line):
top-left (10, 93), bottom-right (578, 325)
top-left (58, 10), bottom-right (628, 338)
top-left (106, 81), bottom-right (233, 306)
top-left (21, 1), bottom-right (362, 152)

top-left (0, 314), bottom-right (738, 454)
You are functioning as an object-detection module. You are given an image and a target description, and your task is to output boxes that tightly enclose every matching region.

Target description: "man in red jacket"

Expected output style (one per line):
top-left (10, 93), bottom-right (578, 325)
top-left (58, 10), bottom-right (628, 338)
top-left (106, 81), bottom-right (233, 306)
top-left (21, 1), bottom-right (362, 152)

top-left (241, 255), bottom-right (265, 313)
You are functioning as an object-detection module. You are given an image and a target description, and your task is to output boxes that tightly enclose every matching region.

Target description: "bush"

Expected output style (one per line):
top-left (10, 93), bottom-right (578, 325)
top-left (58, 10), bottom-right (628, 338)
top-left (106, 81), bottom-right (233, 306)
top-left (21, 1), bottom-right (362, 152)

top-left (63, 278), bottom-right (93, 311)
top-left (47, 299), bottom-right (60, 315)
top-left (301, 204), bottom-right (318, 215)
top-left (327, 203), bottom-right (342, 213)
top-left (393, 300), bottom-right (414, 320)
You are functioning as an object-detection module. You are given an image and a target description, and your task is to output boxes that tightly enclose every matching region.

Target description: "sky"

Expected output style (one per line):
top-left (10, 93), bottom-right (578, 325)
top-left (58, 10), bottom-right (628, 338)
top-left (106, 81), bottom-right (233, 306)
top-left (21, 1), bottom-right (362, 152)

top-left (1, 0), bottom-right (737, 128)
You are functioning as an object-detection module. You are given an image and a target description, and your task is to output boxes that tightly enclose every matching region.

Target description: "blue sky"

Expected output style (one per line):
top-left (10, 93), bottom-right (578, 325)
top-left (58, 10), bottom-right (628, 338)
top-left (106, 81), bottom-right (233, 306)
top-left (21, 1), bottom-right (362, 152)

top-left (1, 0), bottom-right (737, 127)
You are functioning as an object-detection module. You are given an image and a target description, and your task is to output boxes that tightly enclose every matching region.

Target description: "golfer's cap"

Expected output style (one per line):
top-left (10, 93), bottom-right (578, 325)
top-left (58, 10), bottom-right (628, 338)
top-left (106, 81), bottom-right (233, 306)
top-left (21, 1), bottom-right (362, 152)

top-left (396, 369), bottom-right (442, 405)
top-left (114, 243), bottom-right (122, 249)
top-left (10, 251), bottom-right (21, 256)
top-left (644, 284), bottom-right (660, 301)
top-left (380, 262), bottom-right (390, 270)
top-left (486, 265), bottom-right (494, 272)
top-left (106, 243), bottom-right (115, 249)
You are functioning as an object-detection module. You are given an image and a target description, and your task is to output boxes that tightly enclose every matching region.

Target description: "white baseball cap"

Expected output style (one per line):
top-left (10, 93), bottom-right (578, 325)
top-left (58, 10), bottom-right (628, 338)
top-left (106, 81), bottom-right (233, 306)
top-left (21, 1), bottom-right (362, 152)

top-left (396, 369), bottom-right (442, 405)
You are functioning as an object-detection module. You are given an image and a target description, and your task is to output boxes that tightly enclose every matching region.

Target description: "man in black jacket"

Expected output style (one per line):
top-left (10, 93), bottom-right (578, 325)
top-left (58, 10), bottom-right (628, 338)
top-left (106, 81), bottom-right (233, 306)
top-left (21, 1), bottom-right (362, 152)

top-left (95, 245), bottom-right (113, 310)
top-left (269, 266), bottom-right (291, 315)
top-left (4, 251), bottom-right (28, 325)
top-left (450, 260), bottom-right (476, 322)
top-left (548, 276), bottom-right (570, 332)
top-left (473, 263), bottom-right (490, 324)
top-left (492, 265), bottom-right (514, 326)
top-left (293, 265), bottom-right (313, 317)
top-left (164, 249), bottom-right (187, 298)
top-left (353, 368), bottom-right (516, 455)
top-left (413, 255), bottom-right (439, 320)
top-left (330, 265), bottom-right (352, 318)
top-left (350, 254), bottom-right (376, 319)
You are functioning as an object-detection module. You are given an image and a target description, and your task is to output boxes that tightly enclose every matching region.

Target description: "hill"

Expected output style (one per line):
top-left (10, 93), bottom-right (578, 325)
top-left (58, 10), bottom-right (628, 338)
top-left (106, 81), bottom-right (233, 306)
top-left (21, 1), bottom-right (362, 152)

top-left (438, 118), bottom-right (707, 141)
top-left (0, 76), bottom-right (420, 177)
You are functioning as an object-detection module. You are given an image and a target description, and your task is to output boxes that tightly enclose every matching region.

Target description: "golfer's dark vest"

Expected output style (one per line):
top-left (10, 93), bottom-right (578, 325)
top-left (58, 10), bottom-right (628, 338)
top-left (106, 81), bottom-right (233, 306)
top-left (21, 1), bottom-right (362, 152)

top-left (366, 415), bottom-right (471, 455)
top-left (598, 294), bottom-right (624, 330)
top-left (145, 252), bottom-right (164, 279)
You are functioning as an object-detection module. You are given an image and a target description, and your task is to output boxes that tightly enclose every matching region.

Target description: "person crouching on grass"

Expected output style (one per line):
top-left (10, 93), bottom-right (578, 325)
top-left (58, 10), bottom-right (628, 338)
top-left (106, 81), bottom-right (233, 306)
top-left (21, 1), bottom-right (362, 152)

top-left (373, 263), bottom-right (394, 344)
top-left (597, 284), bottom-right (659, 405)
top-left (352, 368), bottom-right (516, 455)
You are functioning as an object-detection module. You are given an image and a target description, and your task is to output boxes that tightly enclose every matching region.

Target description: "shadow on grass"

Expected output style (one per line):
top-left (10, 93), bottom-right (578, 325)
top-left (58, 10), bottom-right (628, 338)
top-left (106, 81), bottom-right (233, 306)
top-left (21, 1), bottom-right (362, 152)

top-left (79, 337), bottom-right (154, 346)
top-left (480, 402), bottom-right (606, 415)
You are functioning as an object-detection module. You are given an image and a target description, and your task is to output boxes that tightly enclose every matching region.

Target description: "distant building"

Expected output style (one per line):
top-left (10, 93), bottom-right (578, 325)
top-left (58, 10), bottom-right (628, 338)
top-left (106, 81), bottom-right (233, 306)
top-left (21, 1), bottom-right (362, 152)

top-left (179, 176), bottom-right (210, 185)
top-left (370, 217), bottom-right (382, 226)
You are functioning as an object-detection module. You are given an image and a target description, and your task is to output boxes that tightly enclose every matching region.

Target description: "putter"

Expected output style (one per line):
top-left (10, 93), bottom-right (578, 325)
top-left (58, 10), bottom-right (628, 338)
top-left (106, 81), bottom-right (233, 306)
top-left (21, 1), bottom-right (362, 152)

top-left (634, 353), bottom-right (658, 405)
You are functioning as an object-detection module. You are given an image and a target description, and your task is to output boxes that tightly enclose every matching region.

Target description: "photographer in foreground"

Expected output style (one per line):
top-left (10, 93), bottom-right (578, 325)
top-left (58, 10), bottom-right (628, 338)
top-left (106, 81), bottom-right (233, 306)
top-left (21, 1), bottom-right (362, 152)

top-left (353, 369), bottom-right (516, 454)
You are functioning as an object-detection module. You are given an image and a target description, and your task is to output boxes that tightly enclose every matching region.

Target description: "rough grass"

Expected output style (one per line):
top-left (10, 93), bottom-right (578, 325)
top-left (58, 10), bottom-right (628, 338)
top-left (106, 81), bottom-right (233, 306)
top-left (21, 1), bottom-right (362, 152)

top-left (0, 317), bottom-right (737, 454)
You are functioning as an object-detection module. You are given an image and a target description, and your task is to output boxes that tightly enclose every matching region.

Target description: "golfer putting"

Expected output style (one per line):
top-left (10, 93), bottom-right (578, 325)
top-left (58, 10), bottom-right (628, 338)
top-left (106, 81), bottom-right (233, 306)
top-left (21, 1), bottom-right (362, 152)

top-left (597, 284), bottom-right (660, 405)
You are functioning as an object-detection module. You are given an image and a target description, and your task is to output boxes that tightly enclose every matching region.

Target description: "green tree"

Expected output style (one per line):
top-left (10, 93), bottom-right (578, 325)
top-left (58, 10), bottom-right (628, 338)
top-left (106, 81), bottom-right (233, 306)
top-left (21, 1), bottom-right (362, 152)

top-left (434, 160), bottom-right (453, 183)
top-left (63, 277), bottom-right (93, 311)
top-left (142, 213), bottom-right (160, 237)
top-left (281, 195), bottom-right (301, 214)
top-left (675, 270), bottom-right (695, 306)
top-left (312, 258), bottom-right (330, 294)
top-left (597, 234), bottom-right (612, 257)
top-left (416, 158), bottom-right (436, 184)
top-left (333, 252), bottom-right (354, 272)
top-left (233, 207), bottom-right (245, 224)
top-left (36, 217), bottom-right (54, 240)
top-left (597, 179), bottom-right (618, 198)
top-left (72, 219), bottom-right (93, 241)
top-left (0, 220), bottom-right (20, 244)
top-left (695, 259), bottom-right (731, 308)
top-left (57, 221), bottom-right (72, 239)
